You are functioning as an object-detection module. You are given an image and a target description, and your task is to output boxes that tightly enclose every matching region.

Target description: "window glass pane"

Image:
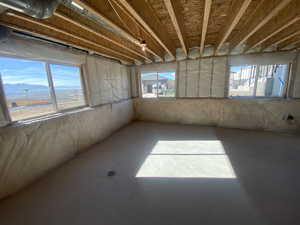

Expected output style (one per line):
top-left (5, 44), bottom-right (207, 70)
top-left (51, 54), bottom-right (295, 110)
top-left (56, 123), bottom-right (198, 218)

top-left (229, 64), bottom-right (288, 97)
top-left (256, 64), bottom-right (288, 97)
top-left (229, 65), bottom-right (256, 97)
top-left (157, 72), bottom-right (176, 97)
top-left (0, 57), bottom-right (54, 121)
top-left (141, 73), bottom-right (158, 98)
top-left (50, 64), bottom-right (85, 110)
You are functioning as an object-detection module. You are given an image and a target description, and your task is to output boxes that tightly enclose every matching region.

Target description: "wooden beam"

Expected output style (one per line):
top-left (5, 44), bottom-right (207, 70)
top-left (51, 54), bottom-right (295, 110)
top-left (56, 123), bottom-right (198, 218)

top-left (233, 0), bottom-right (293, 49)
top-left (73, 0), bottom-right (136, 42)
top-left (264, 30), bottom-right (300, 50)
top-left (291, 41), bottom-right (300, 50)
top-left (279, 38), bottom-right (300, 49)
top-left (246, 16), bottom-right (300, 52)
top-left (73, 0), bottom-right (162, 60)
top-left (117, 0), bottom-right (176, 58)
top-left (0, 21), bottom-right (132, 63)
top-left (200, 0), bottom-right (212, 56)
top-left (163, 0), bottom-right (188, 56)
top-left (107, 0), bottom-right (163, 59)
top-left (0, 22), bottom-right (68, 46)
top-left (216, 0), bottom-right (252, 53)
top-left (54, 11), bottom-right (151, 62)
top-left (6, 12), bottom-right (135, 62)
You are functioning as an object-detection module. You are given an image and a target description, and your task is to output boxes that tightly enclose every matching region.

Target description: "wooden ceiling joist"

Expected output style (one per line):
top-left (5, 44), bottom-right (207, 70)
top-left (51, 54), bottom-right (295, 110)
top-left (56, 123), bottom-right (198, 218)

top-left (292, 41), bottom-right (300, 50)
top-left (106, 0), bottom-right (163, 59)
top-left (232, 0), bottom-right (293, 50)
top-left (216, 0), bottom-right (252, 53)
top-left (117, 0), bottom-right (176, 59)
top-left (0, 0), bottom-right (300, 64)
top-left (279, 38), bottom-right (300, 49)
top-left (54, 11), bottom-right (151, 62)
top-left (163, 0), bottom-right (188, 56)
top-left (73, 0), bottom-right (163, 60)
top-left (0, 21), bottom-right (132, 63)
top-left (72, 0), bottom-right (136, 42)
top-left (264, 30), bottom-right (300, 50)
top-left (246, 16), bottom-right (300, 52)
top-left (5, 12), bottom-right (135, 62)
top-left (200, 0), bottom-right (212, 56)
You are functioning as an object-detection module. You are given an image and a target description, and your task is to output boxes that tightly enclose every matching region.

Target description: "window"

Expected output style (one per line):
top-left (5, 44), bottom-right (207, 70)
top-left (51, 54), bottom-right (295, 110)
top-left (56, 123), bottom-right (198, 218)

top-left (141, 72), bottom-right (176, 98)
top-left (0, 57), bottom-right (86, 121)
top-left (49, 64), bottom-right (85, 110)
top-left (229, 64), bottom-right (289, 97)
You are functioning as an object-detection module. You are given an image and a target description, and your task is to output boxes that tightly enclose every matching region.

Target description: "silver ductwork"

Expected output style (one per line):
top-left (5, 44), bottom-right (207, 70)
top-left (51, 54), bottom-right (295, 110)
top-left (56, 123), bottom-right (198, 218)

top-left (0, 0), bottom-right (62, 19)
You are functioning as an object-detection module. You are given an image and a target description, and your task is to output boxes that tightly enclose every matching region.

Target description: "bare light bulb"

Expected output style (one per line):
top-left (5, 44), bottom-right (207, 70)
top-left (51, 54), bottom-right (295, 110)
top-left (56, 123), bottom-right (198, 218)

top-left (140, 40), bottom-right (146, 52)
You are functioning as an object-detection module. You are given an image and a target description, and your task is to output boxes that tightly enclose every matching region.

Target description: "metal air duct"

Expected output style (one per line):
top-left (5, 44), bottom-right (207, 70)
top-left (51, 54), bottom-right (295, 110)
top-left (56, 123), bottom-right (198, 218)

top-left (0, 0), bottom-right (62, 19)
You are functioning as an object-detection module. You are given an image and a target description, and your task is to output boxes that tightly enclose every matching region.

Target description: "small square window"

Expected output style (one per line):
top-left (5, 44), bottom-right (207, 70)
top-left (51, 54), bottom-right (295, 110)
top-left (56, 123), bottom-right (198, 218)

top-left (141, 72), bottom-right (176, 98)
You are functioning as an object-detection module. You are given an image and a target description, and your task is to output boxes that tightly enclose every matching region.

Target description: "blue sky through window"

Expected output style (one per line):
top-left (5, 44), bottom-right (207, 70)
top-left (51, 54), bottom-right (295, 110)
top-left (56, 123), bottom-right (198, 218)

top-left (0, 57), bottom-right (48, 86)
top-left (141, 72), bottom-right (175, 80)
top-left (230, 65), bottom-right (253, 72)
top-left (50, 64), bottom-right (81, 88)
top-left (0, 57), bottom-right (81, 87)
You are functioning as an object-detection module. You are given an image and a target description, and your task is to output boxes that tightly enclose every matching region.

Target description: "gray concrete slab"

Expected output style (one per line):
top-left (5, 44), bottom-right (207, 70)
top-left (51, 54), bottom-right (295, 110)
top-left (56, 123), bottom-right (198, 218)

top-left (0, 122), bottom-right (299, 225)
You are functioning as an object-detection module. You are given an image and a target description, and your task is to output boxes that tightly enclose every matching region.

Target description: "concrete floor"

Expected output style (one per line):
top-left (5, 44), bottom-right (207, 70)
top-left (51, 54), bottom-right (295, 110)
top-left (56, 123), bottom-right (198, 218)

top-left (0, 122), bottom-right (300, 225)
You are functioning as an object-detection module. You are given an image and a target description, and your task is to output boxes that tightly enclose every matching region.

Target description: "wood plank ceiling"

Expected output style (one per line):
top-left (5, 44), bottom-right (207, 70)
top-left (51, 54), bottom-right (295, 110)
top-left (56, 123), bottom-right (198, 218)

top-left (0, 0), bottom-right (300, 64)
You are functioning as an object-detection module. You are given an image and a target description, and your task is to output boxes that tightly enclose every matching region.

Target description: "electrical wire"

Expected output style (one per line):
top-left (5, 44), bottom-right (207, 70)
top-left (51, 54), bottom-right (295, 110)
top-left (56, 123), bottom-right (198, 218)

top-left (107, 0), bottom-right (143, 41)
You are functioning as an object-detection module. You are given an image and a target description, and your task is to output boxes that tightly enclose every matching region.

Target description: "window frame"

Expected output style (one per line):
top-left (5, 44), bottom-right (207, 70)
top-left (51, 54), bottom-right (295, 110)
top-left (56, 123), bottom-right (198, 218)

top-left (139, 71), bottom-right (177, 99)
top-left (0, 55), bottom-right (88, 123)
top-left (227, 63), bottom-right (291, 99)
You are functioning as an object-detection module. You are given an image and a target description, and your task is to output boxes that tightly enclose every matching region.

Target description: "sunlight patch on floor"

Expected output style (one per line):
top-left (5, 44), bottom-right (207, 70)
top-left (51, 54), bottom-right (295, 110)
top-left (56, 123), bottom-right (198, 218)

top-left (136, 140), bottom-right (236, 178)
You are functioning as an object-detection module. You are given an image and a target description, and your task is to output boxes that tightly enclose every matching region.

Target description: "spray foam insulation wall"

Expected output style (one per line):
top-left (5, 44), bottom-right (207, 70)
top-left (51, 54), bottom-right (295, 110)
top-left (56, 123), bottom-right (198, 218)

top-left (178, 57), bottom-right (227, 98)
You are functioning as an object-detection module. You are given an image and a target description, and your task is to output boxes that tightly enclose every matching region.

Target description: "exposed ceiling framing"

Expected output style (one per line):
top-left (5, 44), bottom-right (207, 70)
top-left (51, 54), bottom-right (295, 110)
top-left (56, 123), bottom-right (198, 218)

top-left (279, 39), bottom-right (300, 50)
top-left (230, 0), bottom-right (294, 51)
top-left (0, 0), bottom-right (300, 64)
top-left (54, 10), bottom-right (150, 61)
top-left (117, 0), bottom-right (176, 59)
top-left (216, 0), bottom-right (252, 53)
top-left (4, 12), bottom-right (137, 62)
top-left (245, 16), bottom-right (300, 52)
top-left (163, 0), bottom-right (188, 56)
top-left (264, 30), bottom-right (300, 50)
top-left (200, 0), bottom-right (212, 56)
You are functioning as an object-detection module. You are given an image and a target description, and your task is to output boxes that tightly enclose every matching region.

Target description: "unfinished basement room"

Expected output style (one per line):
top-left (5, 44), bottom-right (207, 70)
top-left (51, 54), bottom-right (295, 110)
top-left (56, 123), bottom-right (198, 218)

top-left (0, 0), bottom-right (300, 224)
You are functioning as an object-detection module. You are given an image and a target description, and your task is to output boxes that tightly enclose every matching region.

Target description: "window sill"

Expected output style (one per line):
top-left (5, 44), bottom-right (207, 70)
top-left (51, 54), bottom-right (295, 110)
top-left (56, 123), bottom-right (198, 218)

top-left (137, 97), bottom-right (296, 102)
top-left (228, 96), bottom-right (286, 100)
top-left (140, 97), bottom-right (176, 100)
top-left (8, 105), bottom-right (93, 127)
